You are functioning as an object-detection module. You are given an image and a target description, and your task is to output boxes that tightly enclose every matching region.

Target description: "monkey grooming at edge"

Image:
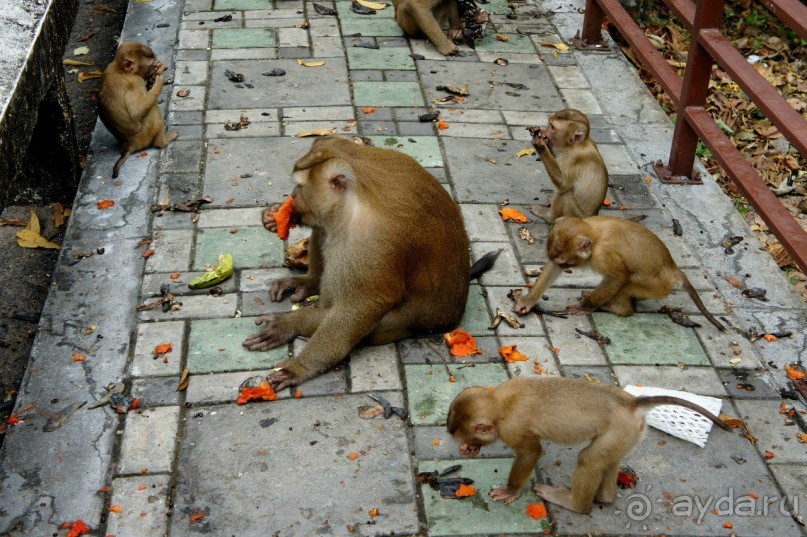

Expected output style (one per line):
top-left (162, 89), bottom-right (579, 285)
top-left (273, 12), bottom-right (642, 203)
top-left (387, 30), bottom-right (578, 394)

top-left (244, 136), bottom-right (499, 390)
top-left (447, 377), bottom-right (731, 513)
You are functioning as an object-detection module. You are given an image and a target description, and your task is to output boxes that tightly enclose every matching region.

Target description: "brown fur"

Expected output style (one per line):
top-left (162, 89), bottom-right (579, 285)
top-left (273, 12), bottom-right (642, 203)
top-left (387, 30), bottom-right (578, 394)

top-left (244, 136), bottom-right (472, 389)
top-left (530, 109), bottom-right (608, 223)
top-left (98, 42), bottom-right (177, 178)
top-left (447, 377), bottom-right (730, 513)
top-left (393, 0), bottom-right (462, 56)
top-left (514, 215), bottom-right (725, 331)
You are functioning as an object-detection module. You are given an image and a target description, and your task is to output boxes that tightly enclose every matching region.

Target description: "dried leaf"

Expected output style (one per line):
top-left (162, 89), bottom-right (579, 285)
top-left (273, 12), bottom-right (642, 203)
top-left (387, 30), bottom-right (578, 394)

top-left (78, 71), bottom-right (103, 82)
top-left (0, 218), bottom-right (26, 227)
top-left (298, 59), bottom-right (325, 67)
top-left (73, 46), bottom-right (90, 56)
top-left (443, 329), bottom-right (482, 357)
top-left (359, 404), bottom-right (384, 418)
top-left (499, 345), bottom-right (528, 363)
top-left (177, 366), bottom-right (190, 391)
top-left (296, 128), bottom-right (337, 137)
top-left (499, 207), bottom-right (528, 223)
top-left (284, 237), bottom-right (310, 269)
top-left (541, 42), bottom-right (569, 51)
top-left (16, 211), bottom-right (60, 249)
top-left (517, 227), bottom-right (535, 244)
top-left (516, 147), bottom-right (536, 158)
top-left (53, 202), bottom-right (66, 228)
top-left (436, 85), bottom-right (469, 96)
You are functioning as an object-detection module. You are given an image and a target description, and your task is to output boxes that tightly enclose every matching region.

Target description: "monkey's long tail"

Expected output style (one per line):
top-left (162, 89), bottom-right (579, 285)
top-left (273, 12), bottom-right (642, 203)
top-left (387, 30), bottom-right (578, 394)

top-left (470, 249), bottom-right (502, 280)
top-left (113, 150), bottom-right (132, 178)
top-left (681, 277), bottom-right (725, 331)
top-left (633, 395), bottom-right (732, 431)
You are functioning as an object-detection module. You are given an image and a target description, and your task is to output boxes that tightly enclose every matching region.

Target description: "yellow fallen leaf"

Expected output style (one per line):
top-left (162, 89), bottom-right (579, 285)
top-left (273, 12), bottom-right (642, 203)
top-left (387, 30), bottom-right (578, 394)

top-left (296, 128), bottom-right (337, 137)
top-left (516, 147), bottom-right (536, 158)
top-left (541, 42), bottom-right (570, 51)
top-left (73, 46), bottom-right (90, 56)
top-left (78, 71), bottom-right (103, 82)
top-left (356, 0), bottom-right (387, 8)
top-left (298, 59), bottom-right (325, 67)
top-left (63, 59), bottom-right (94, 66)
top-left (16, 212), bottom-right (60, 249)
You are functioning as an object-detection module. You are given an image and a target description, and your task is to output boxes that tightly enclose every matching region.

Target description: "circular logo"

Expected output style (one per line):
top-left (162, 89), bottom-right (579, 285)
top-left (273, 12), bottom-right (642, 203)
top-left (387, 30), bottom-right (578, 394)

top-left (625, 493), bottom-right (652, 521)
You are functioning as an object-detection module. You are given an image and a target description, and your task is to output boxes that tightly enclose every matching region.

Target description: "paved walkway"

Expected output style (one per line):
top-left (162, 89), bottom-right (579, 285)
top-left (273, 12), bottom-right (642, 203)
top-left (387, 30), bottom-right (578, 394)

top-left (1, 0), bottom-right (806, 535)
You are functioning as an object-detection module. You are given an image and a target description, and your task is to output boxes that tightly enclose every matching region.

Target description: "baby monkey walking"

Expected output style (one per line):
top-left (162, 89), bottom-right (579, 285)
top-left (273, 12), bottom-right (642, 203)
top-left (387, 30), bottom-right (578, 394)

top-left (447, 378), bottom-right (731, 513)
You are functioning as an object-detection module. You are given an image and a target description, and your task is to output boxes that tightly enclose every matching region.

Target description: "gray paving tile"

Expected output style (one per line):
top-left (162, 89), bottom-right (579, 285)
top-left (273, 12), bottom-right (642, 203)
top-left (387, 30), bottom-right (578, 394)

top-left (733, 400), bottom-right (807, 464)
top-left (118, 406), bottom-right (180, 475)
top-left (107, 475), bottom-right (171, 537)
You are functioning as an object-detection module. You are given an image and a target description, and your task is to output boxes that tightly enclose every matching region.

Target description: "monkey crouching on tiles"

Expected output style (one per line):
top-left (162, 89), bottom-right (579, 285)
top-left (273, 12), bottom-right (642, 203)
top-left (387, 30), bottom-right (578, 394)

top-left (447, 377), bottom-right (731, 513)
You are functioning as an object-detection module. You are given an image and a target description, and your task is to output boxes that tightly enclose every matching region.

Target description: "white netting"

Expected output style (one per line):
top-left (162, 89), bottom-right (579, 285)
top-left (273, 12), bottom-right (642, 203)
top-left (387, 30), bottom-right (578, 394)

top-left (623, 385), bottom-right (723, 448)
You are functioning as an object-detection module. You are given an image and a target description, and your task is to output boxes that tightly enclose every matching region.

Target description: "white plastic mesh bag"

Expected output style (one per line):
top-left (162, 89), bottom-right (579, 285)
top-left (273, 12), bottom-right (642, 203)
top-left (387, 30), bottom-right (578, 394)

top-left (624, 385), bottom-right (723, 448)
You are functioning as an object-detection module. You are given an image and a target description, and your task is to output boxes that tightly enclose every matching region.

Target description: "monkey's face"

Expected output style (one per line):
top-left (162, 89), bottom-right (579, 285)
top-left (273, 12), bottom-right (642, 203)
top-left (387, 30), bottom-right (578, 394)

top-left (119, 43), bottom-right (160, 79)
top-left (447, 387), bottom-right (497, 457)
top-left (548, 219), bottom-right (592, 268)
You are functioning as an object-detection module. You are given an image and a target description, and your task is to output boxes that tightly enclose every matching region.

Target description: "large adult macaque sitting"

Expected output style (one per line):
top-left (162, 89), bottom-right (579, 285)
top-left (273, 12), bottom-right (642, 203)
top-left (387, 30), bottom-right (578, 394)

top-left (243, 137), bottom-right (496, 389)
top-left (393, 0), bottom-right (463, 56)
top-left (98, 41), bottom-right (177, 178)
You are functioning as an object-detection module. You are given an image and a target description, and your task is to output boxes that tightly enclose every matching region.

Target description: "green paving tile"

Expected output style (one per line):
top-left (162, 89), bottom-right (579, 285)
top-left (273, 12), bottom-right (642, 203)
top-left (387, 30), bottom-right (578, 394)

top-left (405, 363), bottom-right (508, 425)
top-left (593, 312), bottom-right (710, 365)
top-left (213, 28), bottom-right (275, 49)
top-left (419, 459), bottom-right (551, 536)
top-left (214, 0), bottom-right (270, 9)
top-left (353, 81), bottom-right (424, 107)
top-left (194, 227), bottom-right (285, 270)
top-left (475, 33), bottom-right (535, 53)
top-left (459, 284), bottom-right (492, 336)
top-left (482, 0), bottom-right (517, 15)
top-left (347, 47), bottom-right (415, 70)
top-left (368, 136), bottom-right (442, 167)
top-left (188, 317), bottom-right (288, 373)
top-left (338, 4), bottom-right (403, 37)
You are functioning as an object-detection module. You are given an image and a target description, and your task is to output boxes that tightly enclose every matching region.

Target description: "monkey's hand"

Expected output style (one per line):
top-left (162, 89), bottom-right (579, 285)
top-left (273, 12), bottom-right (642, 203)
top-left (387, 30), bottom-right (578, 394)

top-left (264, 367), bottom-right (303, 391)
top-left (263, 204), bottom-right (280, 232)
top-left (270, 276), bottom-right (318, 303)
top-left (565, 304), bottom-right (590, 316)
top-left (489, 486), bottom-right (519, 504)
top-left (459, 443), bottom-right (480, 458)
top-left (513, 295), bottom-right (538, 316)
top-left (530, 127), bottom-right (550, 149)
top-left (447, 27), bottom-right (463, 43)
top-left (242, 313), bottom-right (297, 350)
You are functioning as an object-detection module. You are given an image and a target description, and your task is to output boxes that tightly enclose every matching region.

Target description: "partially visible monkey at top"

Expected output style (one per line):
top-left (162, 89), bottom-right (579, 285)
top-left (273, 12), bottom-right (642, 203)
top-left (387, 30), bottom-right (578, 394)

top-left (447, 378), bottom-right (731, 513)
top-left (393, 0), bottom-right (465, 56)
top-left (98, 41), bottom-right (177, 178)
top-left (243, 136), bottom-right (498, 390)
top-left (513, 215), bottom-right (725, 331)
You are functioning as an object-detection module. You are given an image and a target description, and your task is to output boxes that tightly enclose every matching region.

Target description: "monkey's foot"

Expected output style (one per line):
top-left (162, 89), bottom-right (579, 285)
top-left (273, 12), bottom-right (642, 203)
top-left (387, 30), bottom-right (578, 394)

top-left (529, 204), bottom-right (552, 222)
top-left (489, 486), bottom-right (518, 504)
top-left (242, 314), bottom-right (296, 350)
top-left (565, 305), bottom-right (590, 316)
top-left (262, 204), bottom-right (280, 232)
top-left (533, 484), bottom-right (586, 513)
top-left (265, 368), bottom-right (301, 391)
top-left (459, 443), bottom-right (480, 458)
top-left (269, 276), bottom-right (317, 302)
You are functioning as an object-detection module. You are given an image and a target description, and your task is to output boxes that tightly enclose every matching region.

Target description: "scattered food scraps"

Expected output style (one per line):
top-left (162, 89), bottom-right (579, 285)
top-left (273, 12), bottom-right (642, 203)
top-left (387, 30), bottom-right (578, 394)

top-left (436, 84), bottom-right (469, 96)
top-left (88, 382), bottom-right (125, 409)
top-left (785, 364), bottom-right (805, 381)
top-left (367, 393), bottom-right (408, 420)
top-left (213, 14), bottom-right (233, 22)
top-left (369, 508), bottom-right (379, 517)
top-left (62, 519), bottom-right (91, 537)
top-left (190, 512), bottom-right (205, 522)
top-left (658, 305), bottom-right (702, 328)
top-left (499, 345), bottom-right (528, 363)
top-left (517, 227), bottom-right (535, 244)
top-left (443, 329), bottom-right (482, 357)
top-left (742, 287), bottom-right (768, 301)
top-left (348, 452), bottom-right (360, 460)
top-left (418, 110), bottom-right (440, 122)
top-left (109, 505), bottom-right (123, 513)
top-left (73, 46), bottom-right (90, 55)
top-left (110, 394), bottom-right (139, 413)
top-left (266, 197), bottom-right (296, 240)
top-left (359, 404), bottom-right (385, 419)
top-left (351, 1), bottom-right (376, 14)
top-left (284, 237), bottom-right (310, 270)
top-left (602, 198), bottom-right (612, 206)
top-left (499, 207), bottom-right (527, 223)
top-left (97, 199), bottom-right (115, 210)
top-left (225, 69), bottom-right (244, 82)
top-left (764, 333), bottom-right (778, 342)
top-left (262, 68), bottom-right (286, 76)
top-left (417, 465), bottom-right (475, 499)
top-left (489, 308), bottom-right (524, 330)
top-left (64, 58), bottom-right (93, 66)
top-left (151, 195), bottom-right (212, 217)
top-left (176, 88), bottom-right (190, 97)
top-left (495, 57), bottom-right (509, 66)
top-left (574, 328), bottom-right (611, 345)
top-left (138, 283), bottom-right (182, 313)
top-left (437, 120), bottom-right (449, 130)
top-left (224, 113), bottom-right (250, 131)
top-left (298, 59), bottom-right (325, 67)
top-left (516, 147), bottom-right (536, 158)
top-left (495, 34), bottom-right (510, 42)
top-left (617, 465), bottom-right (639, 488)
top-left (526, 503), bottom-right (547, 519)
top-left (141, 248), bottom-right (155, 258)
top-left (540, 42), bottom-right (569, 50)
top-left (188, 253), bottom-right (234, 289)
top-left (455, 484), bottom-right (476, 497)
top-left (154, 343), bottom-right (172, 356)
top-left (723, 274), bottom-right (746, 289)
top-left (356, 0), bottom-right (387, 9)
top-left (296, 128), bottom-right (337, 137)
top-left (363, 107), bottom-right (375, 114)
top-left (0, 218), bottom-right (26, 226)
top-left (72, 352), bottom-right (86, 362)
top-left (313, 3), bottom-right (337, 15)
top-left (237, 376), bottom-right (278, 404)
top-left (672, 218), bottom-right (683, 236)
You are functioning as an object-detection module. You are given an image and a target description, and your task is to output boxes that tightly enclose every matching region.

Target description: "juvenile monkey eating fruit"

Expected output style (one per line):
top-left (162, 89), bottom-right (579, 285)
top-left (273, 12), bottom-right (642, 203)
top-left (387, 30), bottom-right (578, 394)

top-left (244, 136), bottom-right (498, 389)
top-left (98, 41), bottom-right (177, 178)
top-left (447, 377), bottom-right (731, 513)
top-left (513, 215), bottom-right (726, 331)
top-left (527, 108), bottom-right (608, 224)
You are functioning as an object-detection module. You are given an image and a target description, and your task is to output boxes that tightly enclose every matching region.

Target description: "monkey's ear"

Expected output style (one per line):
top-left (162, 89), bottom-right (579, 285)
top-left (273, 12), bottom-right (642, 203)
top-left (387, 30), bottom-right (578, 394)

top-left (570, 129), bottom-right (586, 144)
top-left (323, 158), bottom-right (356, 193)
top-left (474, 421), bottom-right (494, 434)
top-left (577, 236), bottom-right (592, 253)
top-left (121, 58), bottom-right (136, 72)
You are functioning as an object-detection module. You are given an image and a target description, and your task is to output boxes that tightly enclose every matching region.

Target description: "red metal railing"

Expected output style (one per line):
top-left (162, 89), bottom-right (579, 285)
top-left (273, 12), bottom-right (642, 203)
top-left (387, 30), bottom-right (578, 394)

top-left (579, 0), bottom-right (807, 272)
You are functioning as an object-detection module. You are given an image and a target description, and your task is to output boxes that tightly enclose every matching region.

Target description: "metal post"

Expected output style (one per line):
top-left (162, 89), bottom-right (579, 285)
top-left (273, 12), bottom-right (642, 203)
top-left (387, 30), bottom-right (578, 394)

top-left (580, 0), bottom-right (606, 44)
top-left (666, 0), bottom-right (726, 181)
